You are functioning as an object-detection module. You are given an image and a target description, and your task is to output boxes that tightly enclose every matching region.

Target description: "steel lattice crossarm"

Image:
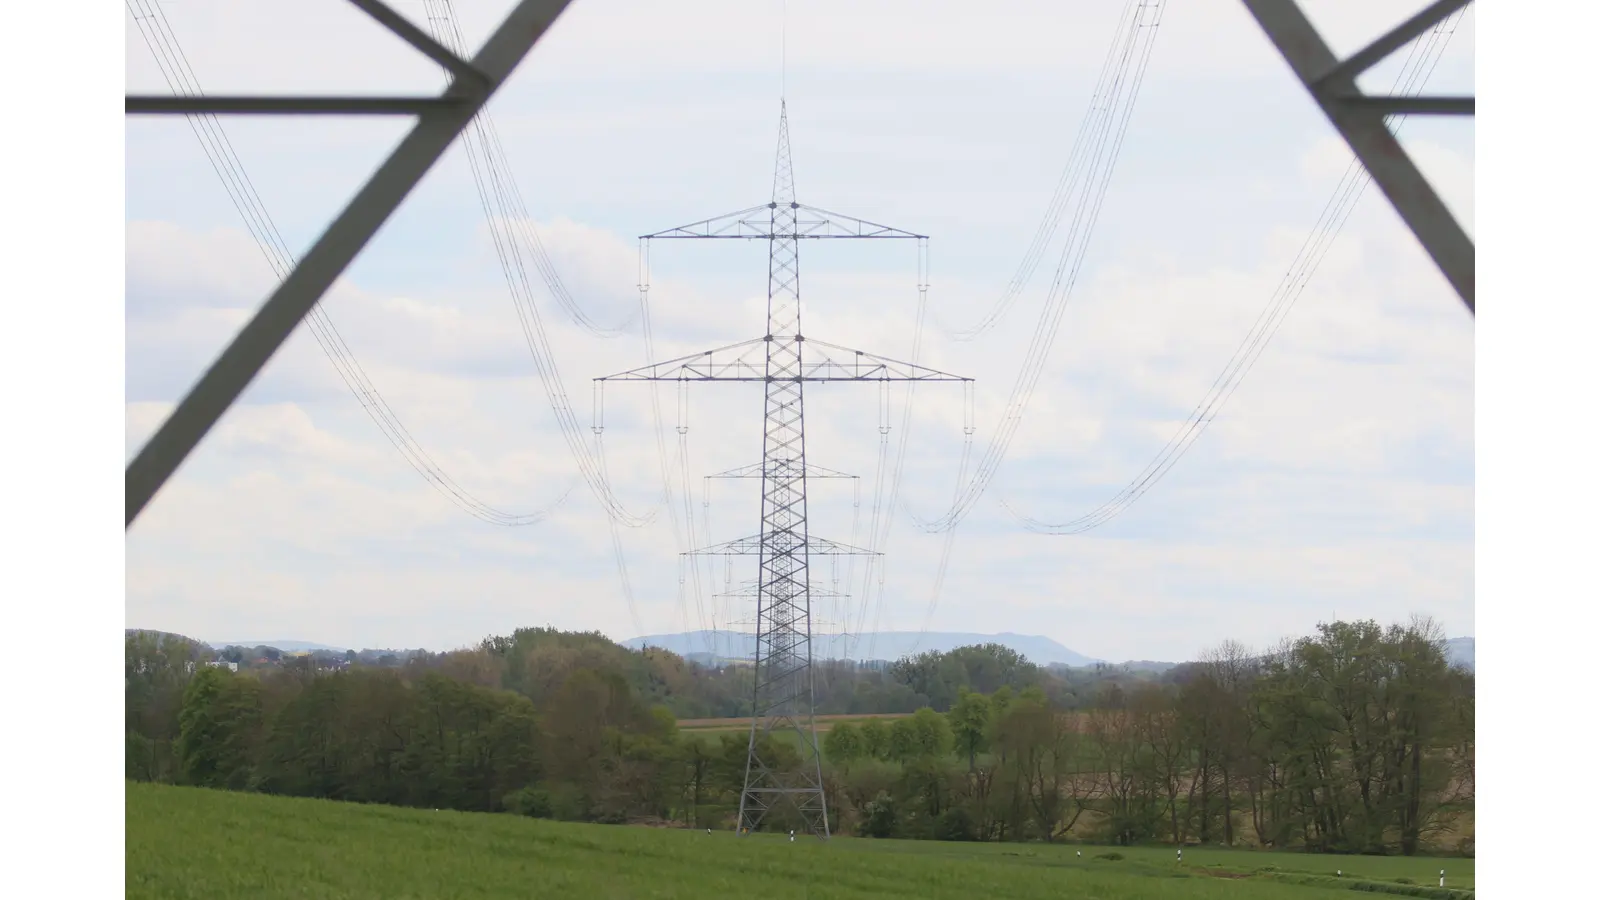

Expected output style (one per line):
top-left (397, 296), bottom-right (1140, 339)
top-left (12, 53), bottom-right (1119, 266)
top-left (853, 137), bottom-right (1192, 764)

top-left (707, 461), bottom-right (857, 480)
top-left (642, 204), bottom-right (927, 240)
top-left (1241, 0), bottom-right (1475, 312)
top-left (684, 534), bottom-right (879, 558)
top-left (595, 337), bottom-right (969, 383)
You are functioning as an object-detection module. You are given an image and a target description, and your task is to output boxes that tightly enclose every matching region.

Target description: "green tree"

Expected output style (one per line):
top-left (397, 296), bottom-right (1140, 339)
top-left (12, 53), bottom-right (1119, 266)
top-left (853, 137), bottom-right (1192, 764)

top-left (824, 722), bottom-right (866, 768)
top-left (175, 666), bottom-right (263, 790)
top-left (857, 718), bottom-right (892, 760)
top-left (948, 688), bottom-right (992, 772)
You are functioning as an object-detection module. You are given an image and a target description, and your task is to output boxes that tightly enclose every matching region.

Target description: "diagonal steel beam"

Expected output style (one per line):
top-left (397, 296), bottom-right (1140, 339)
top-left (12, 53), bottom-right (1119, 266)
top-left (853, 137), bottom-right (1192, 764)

top-left (1315, 0), bottom-right (1472, 90)
top-left (125, 0), bottom-right (576, 527)
top-left (346, 0), bottom-right (487, 86)
top-left (1241, 0), bottom-right (1475, 313)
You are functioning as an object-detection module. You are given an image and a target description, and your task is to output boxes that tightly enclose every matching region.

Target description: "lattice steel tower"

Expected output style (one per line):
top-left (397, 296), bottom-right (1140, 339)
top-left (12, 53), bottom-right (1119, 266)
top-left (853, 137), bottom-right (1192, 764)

top-left (598, 103), bottom-right (970, 837)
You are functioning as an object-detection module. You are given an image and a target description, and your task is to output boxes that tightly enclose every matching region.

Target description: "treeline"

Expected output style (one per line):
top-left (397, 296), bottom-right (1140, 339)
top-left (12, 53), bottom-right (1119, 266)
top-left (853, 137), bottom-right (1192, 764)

top-left (125, 619), bottom-right (1472, 855)
top-left (824, 620), bottom-right (1474, 855)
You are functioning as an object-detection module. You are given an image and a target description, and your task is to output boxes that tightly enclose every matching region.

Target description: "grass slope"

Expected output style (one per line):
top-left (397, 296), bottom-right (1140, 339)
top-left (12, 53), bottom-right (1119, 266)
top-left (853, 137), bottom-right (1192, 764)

top-left (126, 782), bottom-right (1472, 900)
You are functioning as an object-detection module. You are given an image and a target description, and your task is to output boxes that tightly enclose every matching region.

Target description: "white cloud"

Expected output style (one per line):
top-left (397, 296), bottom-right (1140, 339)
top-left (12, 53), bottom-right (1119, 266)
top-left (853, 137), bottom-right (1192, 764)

top-left (124, 0), bottom-right (1473, 661)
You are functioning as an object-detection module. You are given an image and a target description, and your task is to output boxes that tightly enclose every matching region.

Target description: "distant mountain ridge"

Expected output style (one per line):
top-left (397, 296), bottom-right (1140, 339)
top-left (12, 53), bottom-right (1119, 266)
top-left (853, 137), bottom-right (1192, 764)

top-left (625, 631), bottom-right (1477, 671)
top-left (214, 640), bottom-right (348, 653)
top-left (164, 631), bottom-right (1472, 671)
top-left (623, 631), bottom-right (1101, 667)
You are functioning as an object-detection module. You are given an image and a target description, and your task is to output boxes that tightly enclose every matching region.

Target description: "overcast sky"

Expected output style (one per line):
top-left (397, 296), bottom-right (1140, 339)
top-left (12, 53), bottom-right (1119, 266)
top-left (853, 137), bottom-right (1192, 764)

top-left (123, 0), bottom-right (1474, 662)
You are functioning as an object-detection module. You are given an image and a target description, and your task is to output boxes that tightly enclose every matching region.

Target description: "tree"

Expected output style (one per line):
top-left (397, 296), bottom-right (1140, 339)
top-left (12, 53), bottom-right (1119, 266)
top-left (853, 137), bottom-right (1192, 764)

top-left (176, 666), bottom-right (263, 790)
top-left (948, 688), bottom-right (992, 772)
top-left (888, 708), bottom-right (952, 762)
top-left (824, 722), bottom-right (866, 769)
top-left (857, 718), bottom-right (892, 761)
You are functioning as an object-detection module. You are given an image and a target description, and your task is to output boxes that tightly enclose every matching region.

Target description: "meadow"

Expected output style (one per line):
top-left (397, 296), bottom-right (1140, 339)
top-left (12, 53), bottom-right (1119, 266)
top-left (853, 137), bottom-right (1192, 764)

top-left (126, 782), bottom-right (1473, 900)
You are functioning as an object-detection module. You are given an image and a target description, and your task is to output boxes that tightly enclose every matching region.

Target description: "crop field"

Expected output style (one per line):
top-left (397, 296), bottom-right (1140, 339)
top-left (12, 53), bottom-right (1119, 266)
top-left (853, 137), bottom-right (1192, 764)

top-left (126, 782), bottom-right (1473, 899)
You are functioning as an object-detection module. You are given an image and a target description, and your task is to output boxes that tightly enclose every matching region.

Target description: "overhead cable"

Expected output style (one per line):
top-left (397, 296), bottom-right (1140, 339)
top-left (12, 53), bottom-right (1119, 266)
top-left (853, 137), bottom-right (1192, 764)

top-left (420, 0), bottom-right (655, 527)
top-left (915, 0), bottom-right (1167, 534)
top-left (1001, 8), bottom-right (1466, 535)
top-left (936, 0), bottom-right (1161, 343)
top-left (126, 0), bottom-right (575, 528)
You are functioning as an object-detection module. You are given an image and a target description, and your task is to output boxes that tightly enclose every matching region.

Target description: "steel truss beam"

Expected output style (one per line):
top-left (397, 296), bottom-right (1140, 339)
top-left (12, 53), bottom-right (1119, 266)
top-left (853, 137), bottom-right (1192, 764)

top-left (124, 0), bottom-right (575, 526)
top-left (1241, 0), bottom-right (1475, 312)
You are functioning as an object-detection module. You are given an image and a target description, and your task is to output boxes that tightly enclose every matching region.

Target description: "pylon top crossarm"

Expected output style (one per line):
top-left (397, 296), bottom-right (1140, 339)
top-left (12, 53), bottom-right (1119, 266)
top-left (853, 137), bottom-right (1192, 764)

top-left (641, 204), bottom-right (926, 240)
top-left (685, 534), bottom-right (879, 557)
top-left (595, 337), bottom-right (969, 383)
top-left (707, 461), bottom-right (857, 480)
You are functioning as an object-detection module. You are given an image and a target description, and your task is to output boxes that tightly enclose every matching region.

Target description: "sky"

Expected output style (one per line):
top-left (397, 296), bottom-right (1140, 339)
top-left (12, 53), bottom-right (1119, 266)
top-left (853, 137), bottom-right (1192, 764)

top-left (123, 0), bottom-right (1474, 663)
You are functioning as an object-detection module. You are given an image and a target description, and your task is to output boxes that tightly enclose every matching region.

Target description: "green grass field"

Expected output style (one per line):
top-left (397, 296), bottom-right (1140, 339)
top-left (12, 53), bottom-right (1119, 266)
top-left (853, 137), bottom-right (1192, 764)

top-left (126, 782), bottom-right (1473, 900)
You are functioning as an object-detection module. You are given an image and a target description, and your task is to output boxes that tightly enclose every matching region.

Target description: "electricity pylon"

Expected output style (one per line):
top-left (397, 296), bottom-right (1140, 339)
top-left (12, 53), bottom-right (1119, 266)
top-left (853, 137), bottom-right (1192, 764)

top-left (598, 102), bottom-right (971, 837)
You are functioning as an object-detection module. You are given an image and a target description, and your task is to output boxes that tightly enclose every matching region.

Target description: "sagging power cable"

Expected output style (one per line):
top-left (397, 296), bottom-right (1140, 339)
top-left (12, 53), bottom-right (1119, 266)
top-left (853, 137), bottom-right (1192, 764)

top-left (126, 0), bottom-right (575, 528)
top-left (1001, 7), bottom-right (1466, 535)
top-left (914, 0), bottom-right (1166, 534)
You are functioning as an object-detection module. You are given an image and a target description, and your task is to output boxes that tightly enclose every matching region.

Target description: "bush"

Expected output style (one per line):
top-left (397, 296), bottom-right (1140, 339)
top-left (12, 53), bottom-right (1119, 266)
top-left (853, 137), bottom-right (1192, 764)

top-left (503, 783), bottom-right (590, 822)
top-left (502, 786), bottom-right (553, 818)
top-left (933, 806), bottom-right (976, 842)
top-left (859, 791), bottom-right (897, 839)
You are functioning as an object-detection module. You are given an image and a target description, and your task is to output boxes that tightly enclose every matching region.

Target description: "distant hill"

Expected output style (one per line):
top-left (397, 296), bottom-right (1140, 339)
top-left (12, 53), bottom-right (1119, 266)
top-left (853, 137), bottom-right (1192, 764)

top-left (623, 631), bottom-right (1101, 667)
top-left (213, 640), bottom-right (348, 653)
top-left (162, 631), bottom-right (1471, 671)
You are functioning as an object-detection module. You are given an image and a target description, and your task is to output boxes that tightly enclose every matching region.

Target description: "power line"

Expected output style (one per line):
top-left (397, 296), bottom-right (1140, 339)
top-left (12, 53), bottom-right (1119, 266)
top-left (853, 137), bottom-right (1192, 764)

top-left (1000, 8), bottom-right (1466, 535)
top-left (126, 0), bottom-right (576, 529)
top-left (417, 0), bottom-right (655, 528)
top-left (935, 0), bottom-right (1160, 344)
top-left (421, 1), bottom-right (638, 339)
top-left (913, 0), bottom-right (1166, 536)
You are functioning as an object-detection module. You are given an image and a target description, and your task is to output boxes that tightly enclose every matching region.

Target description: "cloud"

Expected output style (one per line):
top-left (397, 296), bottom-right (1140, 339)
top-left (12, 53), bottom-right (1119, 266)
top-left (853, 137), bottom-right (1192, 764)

top-left (124, 1), bottom-right (1473, 661)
